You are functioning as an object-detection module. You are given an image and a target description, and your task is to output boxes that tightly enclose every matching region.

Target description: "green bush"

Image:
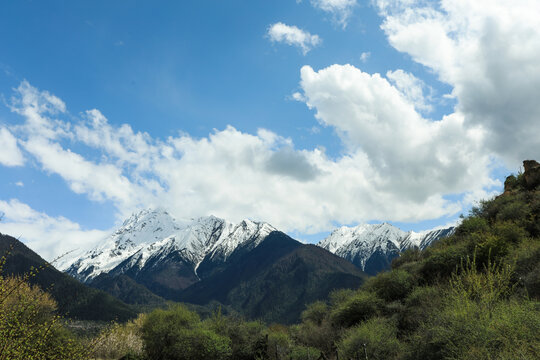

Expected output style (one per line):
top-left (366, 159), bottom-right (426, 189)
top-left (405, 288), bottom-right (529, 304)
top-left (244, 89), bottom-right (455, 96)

top-left (207, 315), bottom-right (267, 360)
top-left (292, 318), bottom-right (337, 355)
top-left (300, 301), bottom-right (327, 326)
top-left (456, 217), bottom-right (489, 235)
top-left (330, 291), bottom-right (383, 328)
top-left (0, 274), bottom-right (88, 360)
top-left (392, 248), bottom-right (422, 270)
top-left (409, 298), bottom-right (540, 360)
top-left (338, 317), bottom-right (403, 360)
top-left (363, 269), bottom-right (416, 302)
top-left (328, 288), bottom-right (355, 306)
top-left (289, 345), bottom-right (321, 360)
top-left (397, 286), bottom-right (443, 334)
top-left (420, 242), bottom-right (469, 282)
top-left (141, 304), bottom-right (231, 360)
top-left (267, 327), bottom-right (291, 360)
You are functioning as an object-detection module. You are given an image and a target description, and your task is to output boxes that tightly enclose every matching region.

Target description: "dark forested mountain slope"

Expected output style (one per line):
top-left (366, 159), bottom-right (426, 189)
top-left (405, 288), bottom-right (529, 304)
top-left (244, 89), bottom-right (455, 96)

top-left (180, 232), bottom-right (368, 323)
top-left (0, 234), bottom-right (136, 321)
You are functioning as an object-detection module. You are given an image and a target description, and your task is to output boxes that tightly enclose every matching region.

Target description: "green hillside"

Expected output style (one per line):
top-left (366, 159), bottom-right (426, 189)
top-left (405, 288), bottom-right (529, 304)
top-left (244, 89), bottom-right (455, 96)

top-left (286, 160), bottom-right (540, 359)
top-left (111, 160), bottom-right (540, 360)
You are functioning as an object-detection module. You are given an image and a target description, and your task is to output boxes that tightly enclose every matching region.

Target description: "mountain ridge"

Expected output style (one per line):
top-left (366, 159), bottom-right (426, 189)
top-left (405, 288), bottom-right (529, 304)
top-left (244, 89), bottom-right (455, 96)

top-left (318, 222), bottom-right (455, 275)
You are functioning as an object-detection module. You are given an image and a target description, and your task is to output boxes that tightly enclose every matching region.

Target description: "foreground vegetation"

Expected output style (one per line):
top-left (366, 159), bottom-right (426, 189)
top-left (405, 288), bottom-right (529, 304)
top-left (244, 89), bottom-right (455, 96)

top-left (1, 162), bottom-right (539, 359)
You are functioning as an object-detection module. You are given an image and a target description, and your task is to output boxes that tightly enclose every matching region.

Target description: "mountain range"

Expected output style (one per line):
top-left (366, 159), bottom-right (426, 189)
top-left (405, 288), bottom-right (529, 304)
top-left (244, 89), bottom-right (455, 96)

top-left (318, 223), bottom-right (455, 275)
top-left (54, 209), bottom-right (453, 322)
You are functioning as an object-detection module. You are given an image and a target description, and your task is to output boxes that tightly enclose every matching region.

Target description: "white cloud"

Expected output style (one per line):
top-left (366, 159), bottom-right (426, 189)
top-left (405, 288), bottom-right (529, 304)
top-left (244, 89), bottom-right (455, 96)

top-left (386, 69), bottom-right (432, 113)
top-left (298, 64), bottom-right (495, 202)
top-left (0, 127), bottom-right (25, 166)
top-left (3, 1), bottom-right (536, 259)
top-left (376, 0), bottom-right (540, 165)
top-left (360, 51), bottom-right (371, 62)
top-left (311, 0), bottom-right (357, 28)
top-left (267, 22), bottom-right (321, 55)
top-left (3, 79), bottom-right (493, 253)
top-left (15, 181), bottom-right (24, 187)
top-left (0, 199), bottom-right (108, 261)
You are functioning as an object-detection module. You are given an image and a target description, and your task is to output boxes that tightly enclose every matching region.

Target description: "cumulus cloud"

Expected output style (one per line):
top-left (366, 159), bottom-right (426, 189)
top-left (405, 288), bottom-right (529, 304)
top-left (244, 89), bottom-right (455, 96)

top-left (2, 79), bottom-right (485, 256)
top-left (386, 69), bottom-right (433, 113)
top-left (4, 0), bottom-right (537, 255)
top-left (267, 22), bottom-right (321, 54)
top-left (299, 64), bottom-right (494, 201)
top-left (310, 0), bottom-right (357, 28)
top-left (0, 127), bottom-right (25, 166)
top-left (375, 0), bottom-right (540, 165)
top-left (0, 199), bottom-right (108, 261)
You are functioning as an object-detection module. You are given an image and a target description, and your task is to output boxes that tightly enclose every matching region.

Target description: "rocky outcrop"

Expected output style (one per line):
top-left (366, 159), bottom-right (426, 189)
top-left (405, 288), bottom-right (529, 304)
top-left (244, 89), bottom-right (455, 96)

top-left (523, 160), bottom-right (540, 189)
top-left (503, 160), bottom-right (540, 193)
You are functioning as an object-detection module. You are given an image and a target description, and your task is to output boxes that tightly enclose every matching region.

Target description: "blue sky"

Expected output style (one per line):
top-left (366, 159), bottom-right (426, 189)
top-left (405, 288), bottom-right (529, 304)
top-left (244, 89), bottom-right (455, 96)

top-left (1, 0), bottom-right (538, 259)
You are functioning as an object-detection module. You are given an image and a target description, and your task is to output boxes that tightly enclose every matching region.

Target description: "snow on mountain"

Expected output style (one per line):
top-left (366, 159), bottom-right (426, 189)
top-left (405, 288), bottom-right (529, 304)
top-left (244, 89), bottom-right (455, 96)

top-left (318, 223), bottom-right (455, 274)
top-left (400, 227), bottom-right (456, 252)
top-left (60, 209), bottom-right (276, 282)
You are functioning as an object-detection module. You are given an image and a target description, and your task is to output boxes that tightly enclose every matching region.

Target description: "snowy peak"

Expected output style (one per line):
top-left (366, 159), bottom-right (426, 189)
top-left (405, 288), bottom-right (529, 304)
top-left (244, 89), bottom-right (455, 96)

top-left (318, 223), bottom-right (454, 274)
top-left (400, 227), bottom-right (456, 251)
top-left (60, 209), bottom-right (277, 282)
top-left (112, 208), bottom-right (182, 248)
top-left (319, 223), bottom-right (406, 254)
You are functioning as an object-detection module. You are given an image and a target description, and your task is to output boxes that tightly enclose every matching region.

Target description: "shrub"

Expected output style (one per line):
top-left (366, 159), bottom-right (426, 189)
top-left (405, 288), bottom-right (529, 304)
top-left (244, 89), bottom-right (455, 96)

top-left (328, 288), bottom-right (355, 306)
top-left (300, 301), bottom-right (327, 326)
top-left (92, 314), bottom-right (145, 359)
top-left (141, 304), bottom-right (231, 360)
top-left (330, 291), bottom-right (383, 328)
top-left (363, 269), bottom-right (416, 302)
top-left (289, 345), bottom-right (321, 360)
top-left (456, 217), bottom-right (489, 235)
top-left (267, 327), bottom-right (291, 360)
top-left (397, 286), bottom-right (443, 334)
top-left (420, 242), bottom-right (469, 282)
top-left (391, 248), bottom-right (422, 270)
top-left (0, 271), bottom-right (88, 360)
top-left (206, 315), bottom-right (267, 360)
top-left (292, 318), bottom-right (336, 355)
top-left (408, 298), bottom-right (540, 360)
top-left (338, 317), bottom-right (404, 360)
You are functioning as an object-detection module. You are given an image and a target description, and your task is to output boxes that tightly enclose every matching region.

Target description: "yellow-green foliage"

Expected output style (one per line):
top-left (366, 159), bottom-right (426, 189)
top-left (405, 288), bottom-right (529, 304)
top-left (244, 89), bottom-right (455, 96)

top-left (338, 317), bottom-right (404, 360)
top-left (0, 274), bottom-right (88, 360)
top-left (92, 314), bottom-right (145, 360)
top-left (289, 172), bottom-right (540, 359)
top-left (141, 304), bottom-right (231, 360)
top-left (330, 290), bottom-right (383, 327)
top-left (409, 261), bottom-right (540, 360)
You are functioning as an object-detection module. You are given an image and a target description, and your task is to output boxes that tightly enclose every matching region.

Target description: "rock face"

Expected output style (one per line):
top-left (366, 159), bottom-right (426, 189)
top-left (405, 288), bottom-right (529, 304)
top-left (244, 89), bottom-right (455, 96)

top-left (503, 160), bottom-right (540, 193)
top-left (523, 160), bottom-right (540, 189)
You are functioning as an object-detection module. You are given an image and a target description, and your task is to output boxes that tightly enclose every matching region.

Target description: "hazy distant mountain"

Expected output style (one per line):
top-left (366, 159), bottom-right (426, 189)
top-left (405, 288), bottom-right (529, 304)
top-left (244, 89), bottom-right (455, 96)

top-left (318, 223), bottom-right (455, 275)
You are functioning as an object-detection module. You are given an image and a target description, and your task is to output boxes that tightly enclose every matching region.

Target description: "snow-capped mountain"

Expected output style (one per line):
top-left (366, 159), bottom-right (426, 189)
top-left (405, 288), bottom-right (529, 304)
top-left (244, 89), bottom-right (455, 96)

top-left (59, 209), bottom-right (276, 283)
top-left (318, 223), bottom-right (454, 275)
